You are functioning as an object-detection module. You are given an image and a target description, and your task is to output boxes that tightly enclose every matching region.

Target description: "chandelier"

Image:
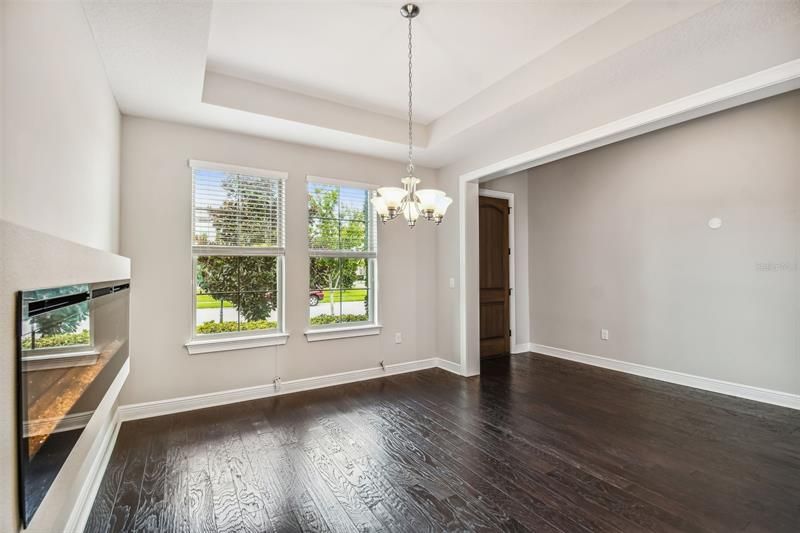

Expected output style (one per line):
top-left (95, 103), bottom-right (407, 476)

top-left (371, 3), bottom-right (452, 227)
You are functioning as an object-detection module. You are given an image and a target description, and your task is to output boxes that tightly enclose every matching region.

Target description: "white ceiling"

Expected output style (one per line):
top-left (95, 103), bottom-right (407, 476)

top-left (206, 1), bottom-right (627, 124)
top-left (81, 0), bottom-right (800, 169)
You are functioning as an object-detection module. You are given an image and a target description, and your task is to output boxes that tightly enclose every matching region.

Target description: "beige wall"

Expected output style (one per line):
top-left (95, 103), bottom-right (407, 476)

top-left (0, 222), bottom-right (130, 533)
top-left (528, 91), bottom-right (800, 394)
top-left (481, 171), bottom-right (531, 350)
top-left (0, 0), bottom-right (5, 220)
top-left (119, 117), bottom-right (439, 405)
top-left (1, 2), bottom-right (125, 531)
top-left (1, 0), bottom-right (121, 253)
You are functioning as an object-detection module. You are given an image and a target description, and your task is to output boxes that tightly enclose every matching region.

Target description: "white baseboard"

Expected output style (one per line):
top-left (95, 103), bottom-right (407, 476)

top-left (435, 357), bottom-right (463, 375)
top-left (512, 343), bottom-right (532, 354)
top-left (24, 410), bottom-right (94, 438)
top-left (119, 357), bottom-right (463, 422)
top-left (64, 359), bottom-right (128, 533)
top-left (66, 411), bottom-right (122, 533)
top-left (531, 344), bottom-right (800, 410)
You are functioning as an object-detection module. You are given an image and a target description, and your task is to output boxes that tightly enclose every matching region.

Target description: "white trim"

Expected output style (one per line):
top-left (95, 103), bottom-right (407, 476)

top-left (310, 249), bottom-right (377, 259)
top-left (189, 159), bottom-right (288, 181)
top-left (119, 357), bottom-right (446, 421)
top-left (305, 324), bottom-right (382, 342)
top-left (186, 332), bottom-right (289, 354)
top-left (531, 344), bottom-right (800, 410)
top-left (22, 351), bottom-right (99, 372)
top-left (191, 245), bottom-right (285, 256)
top-left (66, 410), bottom-right (121, 533)
top-left (479, 188), bottom-right (515, 352)
top-left (460, 59), bottom-right (800, 184)
top-left (457, 179), bottom-right (474, 376)
top-left (512, 343), bottom-right (532, 354)
top-left (190, 160), bottom-right (288, 343)
top-left (24, 410), bottom-right (94, 438)
top-left (457, 60), bottom-right (800, 380)
top-left (277, 256), bottom-right (286, 339)
top-left (435, 357), bottom-right (463, 376)
top-left (307, 174), bottom-right (381, 190)
top-left (306, 177), bottom-right (380, 329)
top-left (64, 358), bottom-right (129, 533)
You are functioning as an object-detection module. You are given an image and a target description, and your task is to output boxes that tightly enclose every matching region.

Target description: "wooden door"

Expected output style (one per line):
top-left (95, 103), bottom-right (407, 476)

top-left (479, 195), bottom-right (510, 358)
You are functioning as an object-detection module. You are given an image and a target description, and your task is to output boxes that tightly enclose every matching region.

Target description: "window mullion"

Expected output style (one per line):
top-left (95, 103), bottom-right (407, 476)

top-left (192, 246), bottom-right (285, 257)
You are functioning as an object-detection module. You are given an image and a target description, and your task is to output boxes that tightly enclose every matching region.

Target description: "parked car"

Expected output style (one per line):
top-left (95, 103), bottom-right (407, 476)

top-left (309, 289), bottom-right (324, 306)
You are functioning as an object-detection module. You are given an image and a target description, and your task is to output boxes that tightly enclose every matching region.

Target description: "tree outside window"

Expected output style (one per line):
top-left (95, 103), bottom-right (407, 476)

top-left (308, 180), bottom-right (376, 327)
top-left (192, 165), bottom-right (285, 336)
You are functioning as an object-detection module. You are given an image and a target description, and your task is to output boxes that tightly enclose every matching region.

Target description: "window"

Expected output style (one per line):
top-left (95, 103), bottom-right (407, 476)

top-left (307, 177), bottom-right (378, 333)
top-left (21, 284), bottom-right (93, 355)
top-left (190, 161), bottom-right (286, 344)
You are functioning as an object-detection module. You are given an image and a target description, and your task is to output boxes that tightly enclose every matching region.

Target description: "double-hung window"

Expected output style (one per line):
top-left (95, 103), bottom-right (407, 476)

top-left (307, 177), bottom-right (378, 337)
top-left (189, 161), bottom-right (287, 350)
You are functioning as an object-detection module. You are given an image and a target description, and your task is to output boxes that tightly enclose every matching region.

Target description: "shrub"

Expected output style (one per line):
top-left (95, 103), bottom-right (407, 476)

top-left (196, 320), bottom-right (277, 334)
top-left (22, 329), bottom-right (90, 350)
top-left (310, 314), bottom-right (368, 326)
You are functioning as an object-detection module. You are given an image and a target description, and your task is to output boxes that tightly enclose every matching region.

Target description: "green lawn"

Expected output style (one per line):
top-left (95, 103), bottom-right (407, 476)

top-left (317, 289), bottom-right (368, 303)
top-left (197, 289), bottom-right (368, 308)
top-left (196, 294), bottom-right (234, 309)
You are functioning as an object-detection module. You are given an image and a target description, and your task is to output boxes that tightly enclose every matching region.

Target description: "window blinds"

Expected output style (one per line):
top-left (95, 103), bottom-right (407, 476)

top-left (307, 179), bottom-right (377, 257)
top-left (191, 162), bottom-right (286, 253)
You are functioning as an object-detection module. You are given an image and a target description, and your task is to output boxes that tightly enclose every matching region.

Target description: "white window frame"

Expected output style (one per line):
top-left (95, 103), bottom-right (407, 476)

top-left (21, 285), bottom-right (99, 370)
top-left (305, 175), bottom-right (381, 341)
top-left (186, 160), bottom-right (289, 354)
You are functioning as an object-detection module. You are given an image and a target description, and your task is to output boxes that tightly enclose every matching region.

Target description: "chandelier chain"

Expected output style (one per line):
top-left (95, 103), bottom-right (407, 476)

top-left (407, 15), bottom-right (414, 175)
top-left (371, 4), bottom-right (451, 227)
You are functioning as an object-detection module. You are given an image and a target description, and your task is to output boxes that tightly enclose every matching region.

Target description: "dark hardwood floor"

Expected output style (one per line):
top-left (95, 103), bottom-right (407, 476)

top-left (85, 353), bottom-right (800, 532)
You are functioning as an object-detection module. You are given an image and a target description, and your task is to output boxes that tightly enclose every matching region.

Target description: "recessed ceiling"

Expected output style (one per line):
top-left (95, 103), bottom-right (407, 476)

top-left (206, 1), bottom-right (627, 124)
top-left (81, 0), bottom-right (800, 169)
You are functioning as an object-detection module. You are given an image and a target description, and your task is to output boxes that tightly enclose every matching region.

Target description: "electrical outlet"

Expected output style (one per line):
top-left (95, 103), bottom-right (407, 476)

top-left (601, 329), bottom-right (609, 341)
top-left (395, 332), bottom-right (402, 344)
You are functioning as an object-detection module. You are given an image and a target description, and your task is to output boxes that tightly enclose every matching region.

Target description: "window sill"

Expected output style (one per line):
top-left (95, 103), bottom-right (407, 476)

top-left (185, 332), bottom-right (289, 355)
top-left (304, 324), bottom-right (382, 342)
top-left (22, 349), bottom-right (100, 372)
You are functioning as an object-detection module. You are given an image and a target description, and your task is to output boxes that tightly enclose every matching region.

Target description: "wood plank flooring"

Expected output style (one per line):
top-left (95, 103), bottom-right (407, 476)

top-left (85, 353), bottom-right (800, 532)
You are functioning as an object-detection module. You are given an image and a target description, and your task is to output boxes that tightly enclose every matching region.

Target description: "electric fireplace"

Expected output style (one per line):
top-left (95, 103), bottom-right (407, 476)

top-left (16, 279), bottom-right (130, 527)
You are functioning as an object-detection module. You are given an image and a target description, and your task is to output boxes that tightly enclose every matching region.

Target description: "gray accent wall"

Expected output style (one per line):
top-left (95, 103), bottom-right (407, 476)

top-left (527, 90), bottom-right (800, 394)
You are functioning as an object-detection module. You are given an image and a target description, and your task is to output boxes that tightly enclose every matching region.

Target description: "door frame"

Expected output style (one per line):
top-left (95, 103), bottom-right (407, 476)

top-left (478, 188), bottom-right (515, 354)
